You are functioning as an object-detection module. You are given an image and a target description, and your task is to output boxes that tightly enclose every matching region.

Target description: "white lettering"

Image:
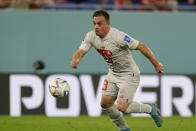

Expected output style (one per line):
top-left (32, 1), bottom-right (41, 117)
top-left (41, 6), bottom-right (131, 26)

top-left (10, 74), bottom-right (43, 117)
top-left (132, 75), bottom-right (159, 117)
top-left (161, 75), bottom-right (194, 117)
top-left (80, 75), bottom-right (105, 117)
top-left (9, 74), bottom-right (195, 117)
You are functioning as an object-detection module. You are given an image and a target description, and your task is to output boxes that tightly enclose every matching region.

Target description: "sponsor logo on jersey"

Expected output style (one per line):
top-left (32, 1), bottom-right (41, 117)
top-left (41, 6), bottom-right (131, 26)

top-left (96, 48), bottom-right (114, 64)
top-left (119, 95), bottom-right (124, 99)
top-left (124, 35), bottom-right (131, 43)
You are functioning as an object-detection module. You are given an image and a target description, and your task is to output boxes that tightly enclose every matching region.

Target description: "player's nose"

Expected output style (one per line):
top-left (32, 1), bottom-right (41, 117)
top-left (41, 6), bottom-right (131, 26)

top-left (94, 24), bottom-right (99, 29)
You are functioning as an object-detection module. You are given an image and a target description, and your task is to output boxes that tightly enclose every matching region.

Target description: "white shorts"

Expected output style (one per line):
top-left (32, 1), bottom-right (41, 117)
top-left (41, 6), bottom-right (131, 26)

top-left (102, 71), bottom-right (140, 103)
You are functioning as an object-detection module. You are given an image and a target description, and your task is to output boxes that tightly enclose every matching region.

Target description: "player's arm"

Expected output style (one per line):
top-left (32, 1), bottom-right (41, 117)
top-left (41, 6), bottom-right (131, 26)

top-left (70, 48), bottom-right (87, 69)
top-left (71, 31), bottom-right (92, 69)
top-left (136, 42), bottom-right (163, 73)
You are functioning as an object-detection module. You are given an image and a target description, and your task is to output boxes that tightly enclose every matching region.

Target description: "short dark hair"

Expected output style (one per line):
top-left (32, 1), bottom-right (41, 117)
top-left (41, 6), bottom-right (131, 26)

top-left (92, 10), bottom-right (110, 21)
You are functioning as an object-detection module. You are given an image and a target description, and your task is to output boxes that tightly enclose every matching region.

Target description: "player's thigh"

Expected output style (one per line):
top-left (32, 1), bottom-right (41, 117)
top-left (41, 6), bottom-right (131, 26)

top-left (116, 76), bottom-right (140, 112)
top-left (102, 74), bottom-right (119, 97)
top-left (101, 75), bottom-right (118, 108)
top-left (117, 74), bottom-right (140, 104)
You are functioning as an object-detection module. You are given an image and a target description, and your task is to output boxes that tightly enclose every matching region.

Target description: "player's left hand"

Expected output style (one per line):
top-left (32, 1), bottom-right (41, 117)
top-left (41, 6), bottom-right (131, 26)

top-left (154, 63), bottom-right (163, 73)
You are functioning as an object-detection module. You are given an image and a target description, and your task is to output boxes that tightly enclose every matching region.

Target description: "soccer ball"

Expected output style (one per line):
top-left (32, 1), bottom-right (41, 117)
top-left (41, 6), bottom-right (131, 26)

top-left (49, 78), bottom-right (70, 98)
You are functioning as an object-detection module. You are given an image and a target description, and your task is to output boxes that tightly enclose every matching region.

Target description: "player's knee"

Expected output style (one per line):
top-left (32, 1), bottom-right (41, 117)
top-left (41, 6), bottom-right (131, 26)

top-left (100, 95), bottom-right (116, 109)
top-left (100, 102), bottom-right (108, 108)
top-left (100, 101), bottom-right (113, 108)
top-left (117, 102), bottom-right (130, 113)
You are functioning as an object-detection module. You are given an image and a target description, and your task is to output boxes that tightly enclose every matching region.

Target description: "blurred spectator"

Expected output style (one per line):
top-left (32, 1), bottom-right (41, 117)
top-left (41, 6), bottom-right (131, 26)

top-left (0, 0), bottom-right (195, 11)
top-left (29, 0), bottom-right (41, 9)
top-left (168, 0), bottom-right (178, 11)
top-left (188, 0), bottom-right (196, 5)
top-left (0, 0), bottom-right (12, 9)
top-left (141, 0), bottom-right (168, 10)
top-left (54, 0), bottom-right (67, 4)
top-left (96, 0), bottom-right (113, 4)
top-left (178, 0), bottom-right (196, 5)
top-left (68, 0), bottom-right (88, 4)
top-left (140, 0), bottom-right (177, 11)
top-left (33, 60), bottom-right (47, 74)
top-left (114, 0), bottom-right (132, 10)
top-left (28, 0), bottom-right (53, 10)
top-left (178, 0), bottom-right (196, 11)
top-left (11, 0), bottom-right (29, 10)
top-left (114, 0), bottom-right (177, 11)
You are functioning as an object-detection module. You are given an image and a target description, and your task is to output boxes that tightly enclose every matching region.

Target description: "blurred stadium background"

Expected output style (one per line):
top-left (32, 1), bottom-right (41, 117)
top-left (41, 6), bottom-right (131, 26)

top-left (0, 0), bottom-right (196, 131)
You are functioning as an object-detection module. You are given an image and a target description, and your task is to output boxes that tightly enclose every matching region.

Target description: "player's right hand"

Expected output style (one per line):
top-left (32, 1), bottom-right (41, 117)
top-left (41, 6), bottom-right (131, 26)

top-left (70, 49), bottom-right (86, 69)
top-left (70, 60), bottom-right (78, 69)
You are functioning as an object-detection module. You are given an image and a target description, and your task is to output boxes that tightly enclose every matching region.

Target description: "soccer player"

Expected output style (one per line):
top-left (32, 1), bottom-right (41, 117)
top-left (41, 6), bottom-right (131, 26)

top-left (70, 10), bottom-right (163, 131)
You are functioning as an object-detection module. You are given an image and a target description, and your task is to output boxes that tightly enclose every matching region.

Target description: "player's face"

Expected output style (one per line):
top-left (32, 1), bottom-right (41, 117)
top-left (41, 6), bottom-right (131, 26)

top-left (93, 16), bottom-right (110, 38)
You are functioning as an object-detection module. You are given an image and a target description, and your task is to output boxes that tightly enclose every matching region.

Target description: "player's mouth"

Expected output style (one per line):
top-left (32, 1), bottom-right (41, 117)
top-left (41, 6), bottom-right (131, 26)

top-left (95, 30), bottom-right (99, 33)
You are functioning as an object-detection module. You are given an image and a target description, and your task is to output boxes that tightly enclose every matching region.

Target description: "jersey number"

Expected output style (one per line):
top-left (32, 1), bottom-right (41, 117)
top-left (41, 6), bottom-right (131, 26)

top-left (102, 79), bottom-right (108, 91)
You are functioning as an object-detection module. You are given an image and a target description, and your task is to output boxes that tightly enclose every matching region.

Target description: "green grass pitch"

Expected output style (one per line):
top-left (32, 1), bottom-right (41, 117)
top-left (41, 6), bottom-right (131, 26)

top-left (0, 115), bottom-right (196, 131)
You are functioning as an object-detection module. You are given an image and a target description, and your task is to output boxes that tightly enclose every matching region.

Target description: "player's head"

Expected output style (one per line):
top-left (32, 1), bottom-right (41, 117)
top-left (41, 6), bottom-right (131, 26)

top-left (92, 10), bottom-right (110, 38)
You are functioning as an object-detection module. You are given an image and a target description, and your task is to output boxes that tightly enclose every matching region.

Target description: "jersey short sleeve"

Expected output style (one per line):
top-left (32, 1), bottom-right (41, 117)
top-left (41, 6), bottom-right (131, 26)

top-left (118, 32), bottom-right (139, 50)
top-left (79, 32), bottom-right (92, 52)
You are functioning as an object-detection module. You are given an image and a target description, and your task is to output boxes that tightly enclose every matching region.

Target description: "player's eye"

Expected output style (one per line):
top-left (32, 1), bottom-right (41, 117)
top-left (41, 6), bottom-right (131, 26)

top-left (97, 22), bottom-right (102, 26)
top-left (93, 21), bottom-right (102, 27)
